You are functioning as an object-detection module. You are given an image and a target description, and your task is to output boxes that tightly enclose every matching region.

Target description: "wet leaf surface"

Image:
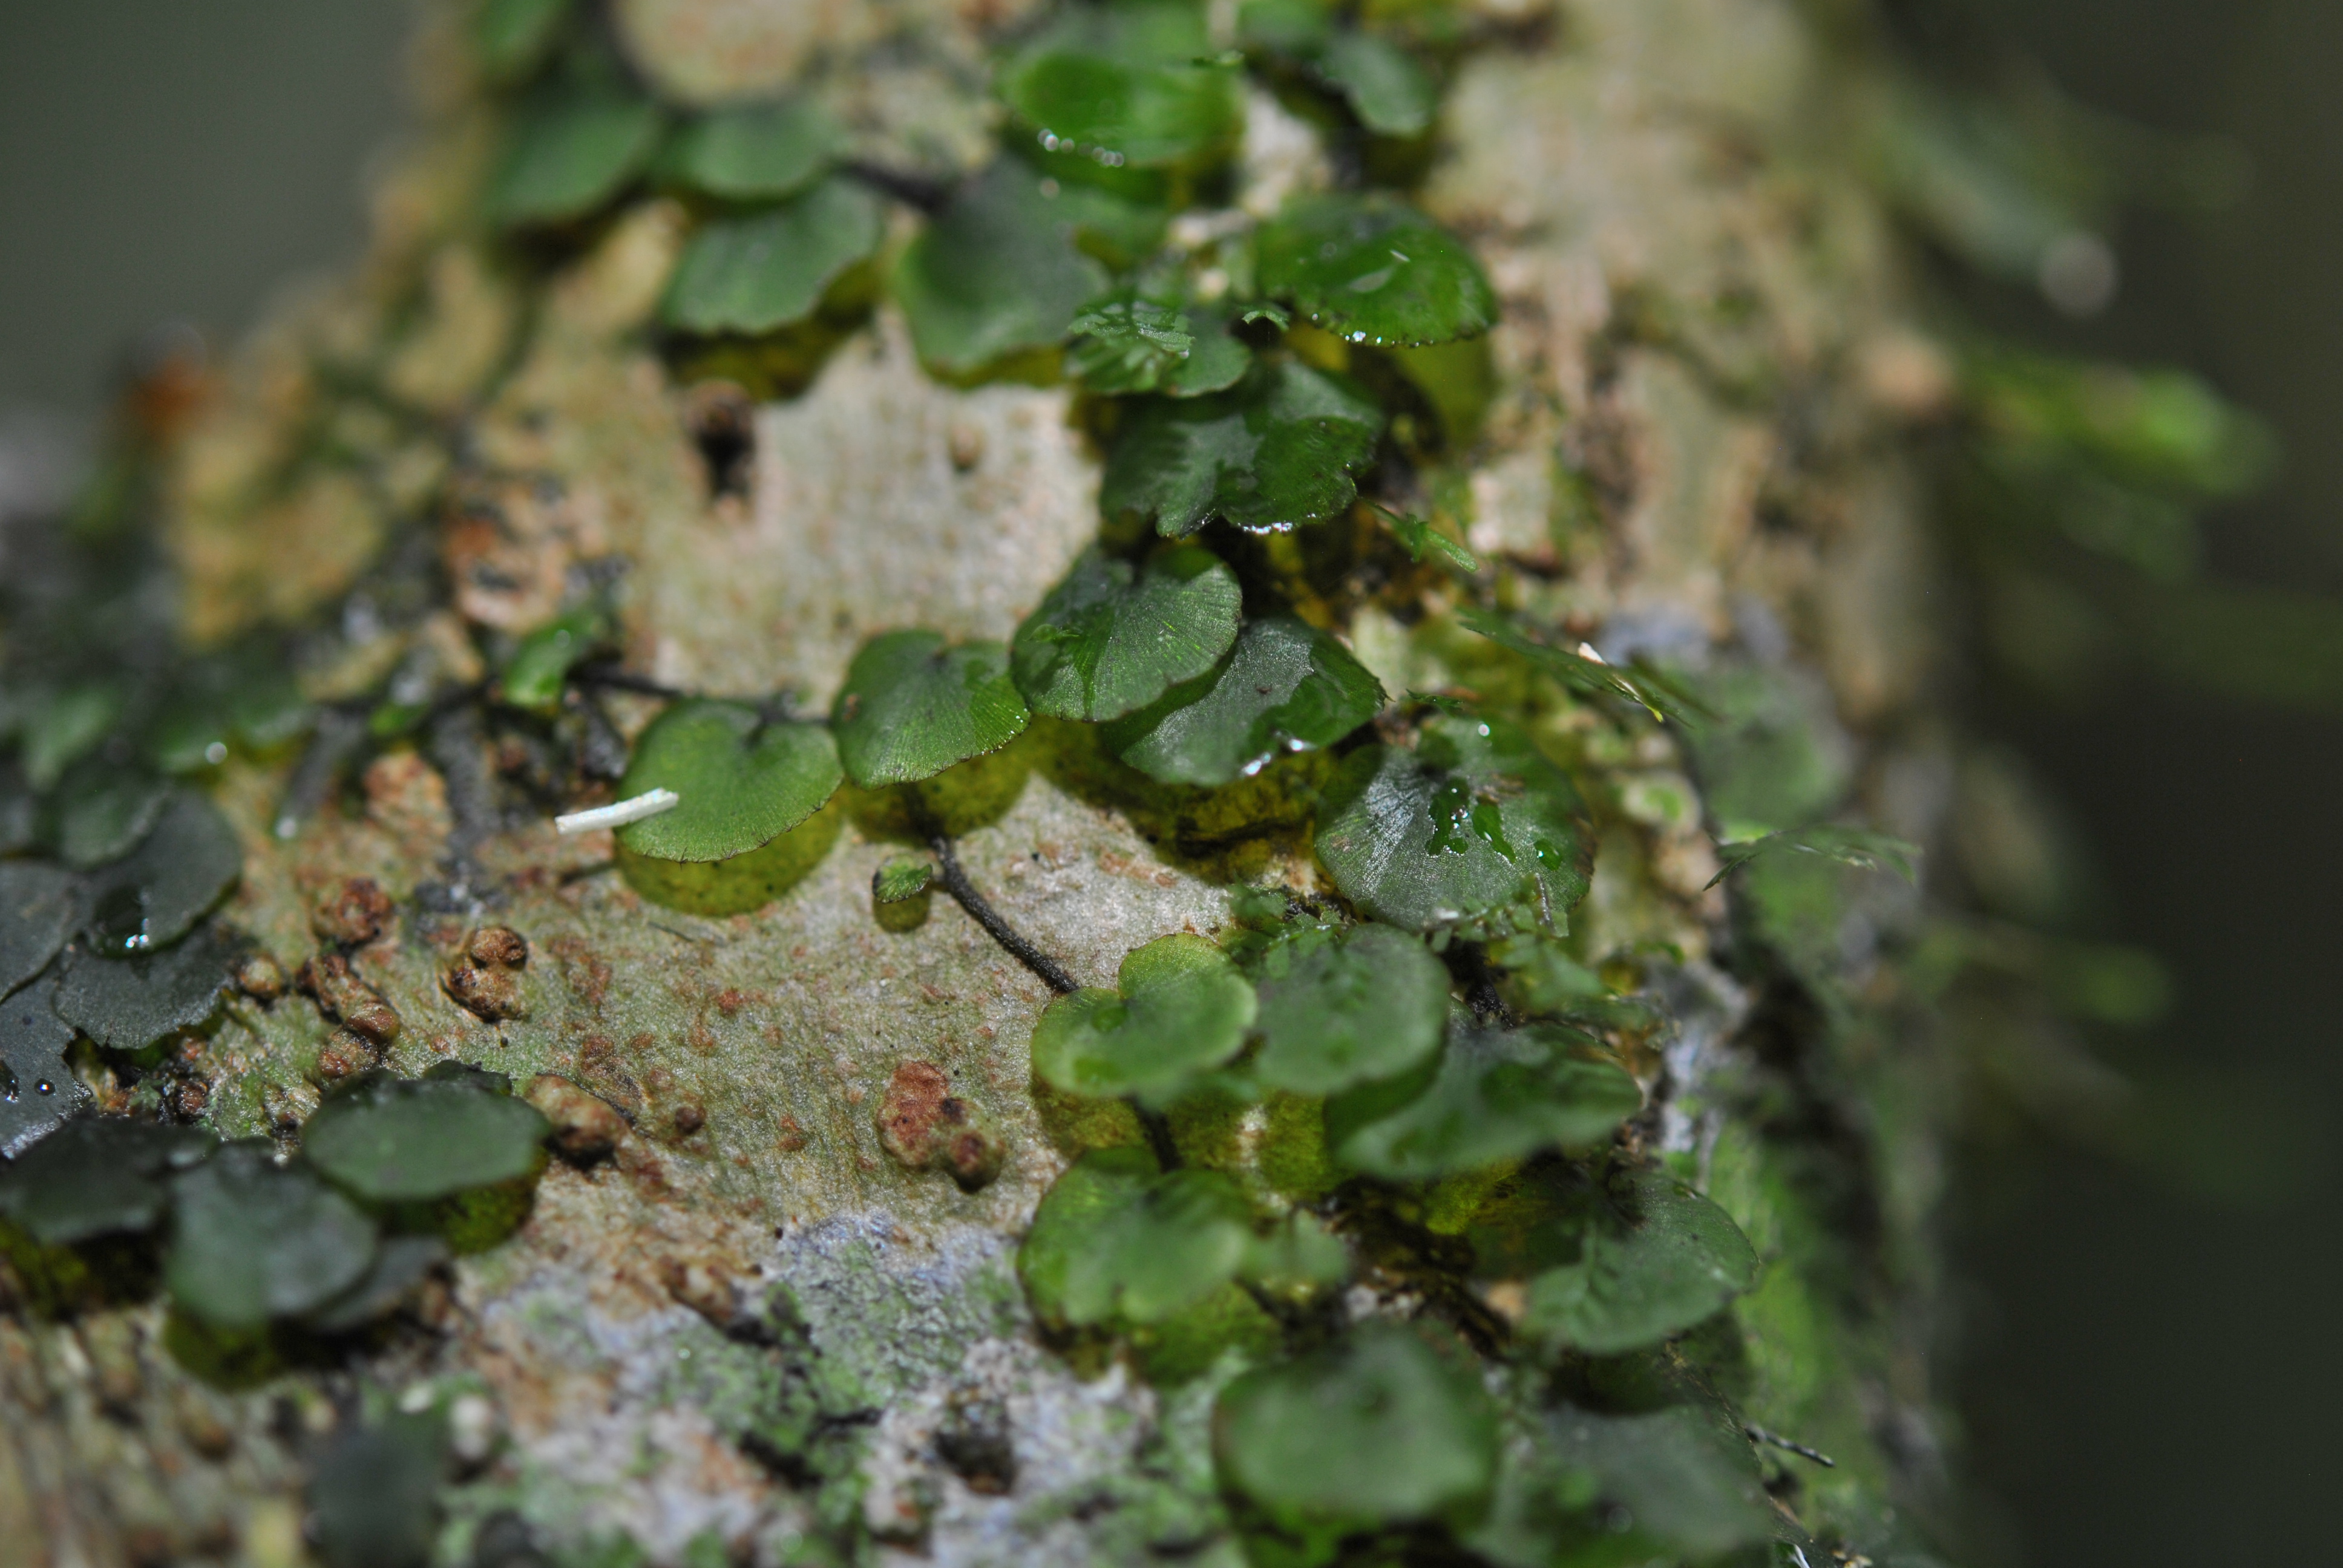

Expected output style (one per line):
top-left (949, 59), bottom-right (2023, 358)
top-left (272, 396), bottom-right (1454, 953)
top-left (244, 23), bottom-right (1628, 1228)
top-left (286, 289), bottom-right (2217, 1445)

top-left (1488, 1170), bottom-right (1760, 1354)
top-left (1326, 1024), bottom-right (1641, 1178)
top-left (1066, 294), bottom-right (1250, 396)
top-left (1214, 1323), bottom-right (1498, 1527)
top-left (1250, 923), bottom-right (1448, 1096)
top-left (0, 1116), bottom-right (215, 1246)
top-left (1019, 1146), bottom-right (1253, 1326)
top-left (871, 857), bottom-right (934, 904)
top-left (1099, 361), bottom-right (1384, 536)
top-left (1029, 933), bottom-right (1256, 1108)
top-left (165, 1142), bottom-right (378, 1329)
top-left (1011, 545), bottom-right (1241, 722)
top-left (663, 176), bottom-right (883, 336)
top-left (1104, 615), bottom-right (1384, 786)
top-left (0, 862), bottom-right (80, 999)
top-left (53, 923), bottom-right (238, 1052)
top-left (0, 979), bottom-right (93, 1160)
top-left (831, 632), bottom-right (1029, 788)
top-left (998, 0), bottom-right (1242, 169)
top-left (304, 1071), bottom-right (551, 1203)
top-left (1458, 609), bottom-right (1709, 727)
top-left (1256, 194), bottom-right (1496, 347)
top-left (660, 99), bottom-right (842, 201)
top-left (490, 88), bottom-right (663, 227)
top-left (1708, 823), bottom-right (1922, 889)
top-left (615, 700), bottom-right (842, 862)
top-left (894, 161), bottom-right (1112, 376)
top-left (1314, 712), bottom-right (1590, 936)
top-left (80, 791), bottom-right (243, 956)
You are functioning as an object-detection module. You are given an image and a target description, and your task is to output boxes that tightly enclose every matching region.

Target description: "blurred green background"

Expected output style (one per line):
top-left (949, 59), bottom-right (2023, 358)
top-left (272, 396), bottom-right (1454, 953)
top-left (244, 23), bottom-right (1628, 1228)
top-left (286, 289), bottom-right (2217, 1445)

top-left (2, 2), bottom-right (2337, 1563)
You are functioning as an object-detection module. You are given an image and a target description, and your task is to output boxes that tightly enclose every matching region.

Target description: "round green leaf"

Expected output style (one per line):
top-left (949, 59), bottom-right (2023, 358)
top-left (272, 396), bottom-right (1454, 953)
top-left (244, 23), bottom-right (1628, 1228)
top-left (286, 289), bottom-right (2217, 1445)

top-left (52, 923), bottom-right (237, 1053)
top-left (1317, 31), bottom-right (1437, 137)
top-left (498, 606), bottom-right (608, 713)
top-left (490, 89), bottom-right (663, 227)
top-left (1098, 361), bottom-right (1384, 537)
top-left (81, 790), bottom-right (244, 955)
top-left (616, 700), bottom-right (842, 863)
top-left (166, 1142), bottom-right (378, 1330)
top-left (1213, 1324), bottom-right (1499, 1527)
top-left (304, 1233), bottom-right (451, 1334)
top-left (1314, 711), bottom-right (1590, 936)
top-left (831, 632), bottom-right (1029, 788)
top-left (1251, 923), bottom-right (1448, 1096)
top-left (0, 1114), bottom-right (214, 1243)
top-left (1104, 615), bottom-right (1384, 787)
top-left (0, 979), bottom-right (96, 1160)
top-left (1256, 194), bottom-right (1497, 347)
top-left (1029, 933), bottom-right (1256, 1108)
top-left (1011, 546), bottom-right (1241, 722)
top-left (1066, 295), bottom-right (1250, 397)
top-left (1521, 1171), bottom-right (1760, 1354)
top-left (894, 161), bottom-right (1112, 377)
top-left (998, 2), bottom-right (1242, 169)
top-left (872, 857), bottom-right (934, 904)
top-left (22, 685), bottom-right (119, 791)
top-left (1326, 1024), bottom-right (1642, 1178)
top-left (304, 1072), bottom-right (552, 1204)
top-left (663, 176), bottom-right (883, 336)
top-left (58, 773), bottom-right (170, 868)
top-left (0, 862), bottom-right (79, 999)
top-left (660, 99), bottom-right (842, 201)
top-left (1018, 1146), bottom-right (1253, 1327)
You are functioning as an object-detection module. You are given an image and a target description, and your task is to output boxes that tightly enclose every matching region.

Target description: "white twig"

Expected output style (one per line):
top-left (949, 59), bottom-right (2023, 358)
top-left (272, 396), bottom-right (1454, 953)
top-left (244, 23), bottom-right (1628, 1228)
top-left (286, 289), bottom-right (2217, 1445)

top-left (555, 788), bottom-right (679, 835)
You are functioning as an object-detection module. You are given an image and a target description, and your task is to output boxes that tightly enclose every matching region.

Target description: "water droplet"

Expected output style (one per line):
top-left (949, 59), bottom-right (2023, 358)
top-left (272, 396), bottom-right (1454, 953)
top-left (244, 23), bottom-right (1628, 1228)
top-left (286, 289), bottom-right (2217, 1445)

top-left (89, 884), bottom-right (153, 956)
top-left (1, 1061), bottom-right (18, 1103)
top-left (33, 1080), bottom-right (52, 1097)
top-left (204, 740), bottom-right (229, 766)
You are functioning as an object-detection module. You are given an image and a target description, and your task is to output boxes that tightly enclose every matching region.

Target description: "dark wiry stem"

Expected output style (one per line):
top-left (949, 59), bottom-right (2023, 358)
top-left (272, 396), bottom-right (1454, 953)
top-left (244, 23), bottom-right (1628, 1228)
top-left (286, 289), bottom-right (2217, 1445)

top-left (926, 832), bottom-right (1080, 996)
top-left (1135, 1108), bottom-right (1182, 1172)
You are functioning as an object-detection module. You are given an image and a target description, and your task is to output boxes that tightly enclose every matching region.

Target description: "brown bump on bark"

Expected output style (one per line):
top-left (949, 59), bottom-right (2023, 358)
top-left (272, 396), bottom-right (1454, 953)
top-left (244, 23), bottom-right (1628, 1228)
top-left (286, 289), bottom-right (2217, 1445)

top-left (444, 926), bottom-right (529, 1021)
top-left (546, 935), bottom-right (613, 1007)
top-left (295, 955), bottom-right (402, 1045)
top-left (310, 876), bottom-right (396, 947)
top-left (166, 1079), bottom-right (211, 1122)
top-left (312, 1028), bottom-right (382, 1086)
top-left (78, 1316), bottom-right (143, 1416)
top-left (774, 1116), bottom-right (807, 1153)
top-left (671, 1100), bottom-right (707, 1137)
top-left (362, 750), bottom-right (453, 846)
top-left (233, 952), bottom-right (286, 1002)
top-left (947, 420), bottom-right (985, 472)
top-left (468, 926), bottom-right (528, 968)
top-left (576, 1034), bottom-right (644, 1122)
top-left (523, 1074), bottom-right (629, 1163)
top-left (877, 1060), bottom-right (1003, 1191)
top-left (656, 1253), bottom-right (738, 1325)
top-left (713, 988), bottom-right (750, 1017)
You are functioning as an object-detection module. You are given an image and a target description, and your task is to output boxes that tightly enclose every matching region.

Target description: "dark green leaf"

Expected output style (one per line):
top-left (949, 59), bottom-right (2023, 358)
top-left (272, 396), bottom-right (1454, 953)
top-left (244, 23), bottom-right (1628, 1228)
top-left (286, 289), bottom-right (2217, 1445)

top-left (663, 177), bottom-right (884, 336)
top-left (80, 791), bottom-right (244, 955)
top-left (304, 1071), bottom-right (551, 1203)
top-left (872, 857), bottom-right (934, 904)
top-left (998, 1), bottom-right (1242, 170)
top-left (1010, 545), bottom-right (1241, 722)
top-left (1314, 711), bottom-right (1591, 936)
top-left (53, 923), bottom-right (237, 1052)
top-left (1251, 923), bottom-right (1448, 1096)
top-left (474, 0), bottom-right (571, 82)
top-left (0, 1114), bottom-right (214, 1243)
top-left (1328, 1023), bottom-right (1640, 1178)
top-left (1317, 31), bottom-right (1437, 137)
top-left (1255, 194), bottom-right (1496, 347)
top-left (1106, 614), bottom-right (1384, 786)
top-left (1238, 1210), bottom-right (1348, 1292)
top-left (499, 605), bottom-right (609, 713)
top-left (1680, 663), bottom-right (1852, 840)
top-left (1236, 0), bottom-right (1331, 56)
top-left (1066, 295), bottom-right (1250, 397)
top-left (1213, 1324), bottom-right (1499, 1527)
top-left (1018, 1146), bottom-right (1253, 1327)
top-left (660, 99), bottom-right (842, 201)
top-left (1029, 933), bottom-right (1256, 1107)
top-left (1706, 824), bottom-right (1921, 889)
top-left (165, 1142), bottom-right (379, 1330)
top-left (304, 1233), bottom-right (451, 1334)
top-left (615, 700), bottom-right (842, 863)
top-left (1519, 1171), bottom-right (1760, 1353)
top-left (58, 772), bottom-right (170, 868)
top-left (1457, 609), bottom-right (1708, 727)
top-left (1465, 1404), bottom-right (1772, 1566)
top-left (1098, 361), bottom-right (1384, 537)
top-left (831, 632), bottom-right (1029, 788)
top-left (0, 979), bottom-right (93, 1159)
top-left (489, 89), bottom-right (662, 227)
top-left (0, 862), bottom-right (79, 999)
top-left (894, 161), bottom-right (1112, 376)
top-left (307, 1410), bottom-right (447, 1568)
top-left (1373, 503), bottom-right (1478, 572)
top-left (21, 685), bottom-right (118, 791)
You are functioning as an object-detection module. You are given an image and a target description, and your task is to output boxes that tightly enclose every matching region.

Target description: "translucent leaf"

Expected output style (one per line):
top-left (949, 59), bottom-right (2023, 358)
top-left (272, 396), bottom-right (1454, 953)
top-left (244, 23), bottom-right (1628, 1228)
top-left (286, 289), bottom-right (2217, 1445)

top-left (1514, 1171), bottom-right (1760, 1354)
top-left (1373, 504), bottom-right (1478, 573)
top-left (0, 1115), bottom-right (213, 1243)
top-left (1251, 923), bottom-right (1448, 1096)
top-left (663, 177), bottom-right (884, 336)
top-left (1213, 1324), bottom-right (1499, 1527)
top-left (1707, 824), bottom-right (1921, 889)
top-left (615, 700), bottom-right (841, 863)
top-left (1314, 711), bottom-right (1591, 936)
top-left (1317, 31), bottom-right (1437, 137)
top-left (1106, 616), bottom-right (1383, 787)
top-left (1255, 194), bottom-right (1496, 347)
top-left (52, 923), bottom-right (237, 1053)
top-left (659, 99), bottom-right (843, 201)
top-left (80, 791), bottom-right (245, 955)
top-left (498, 604), bottom-right (609, 712)
top-left (1326, 1023), bottom-right (1642, 1178)
top-left (1066, 293), bottom-right (1250, 397)
top-left (894, 161), bottom-right (1113, 377)
top-left (489, 88), bottom-right (663, 227)
top-left (1465, 1404), bottom-right (1773, 1566)
top-left (474, 0), bottom-right (571, 82)
top-left (1968, 348), bottom-right (2275, 500)
top-left (1238, 1210), bottom-right (1349, 1292)
top-left (304, 1233), bottom-right (451, 1334)
top-left (57, 772), bottom-right (169, 868)
top-left (0, 862), bottom-right (79, 999)
top-left (0, 979), bottom-right (93, 1159)
top-left (871, 857), bottom-right (934, 904)
top-left (1018, 1146), bottom-right (1253, 1327)
top-left (1098, 361), bottom-right (1384, 537)
top-left (21, 685), bottom-right (118, 791)
top-left (1029, 933), bottom-right (1256, 1108)
top-left (831, 632), bottom-right (1029, 788)
top-left (165, 1142), bottom-right (378, 1330)
top-left (1010, 545), bottom-right (1241, 722)
top-left (998, 1), bottom-right (1242, 170)
top-left (304, 1071), bottom-right (552, 1204)
top-left (1457, 608), bottom-right (1708, 727)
